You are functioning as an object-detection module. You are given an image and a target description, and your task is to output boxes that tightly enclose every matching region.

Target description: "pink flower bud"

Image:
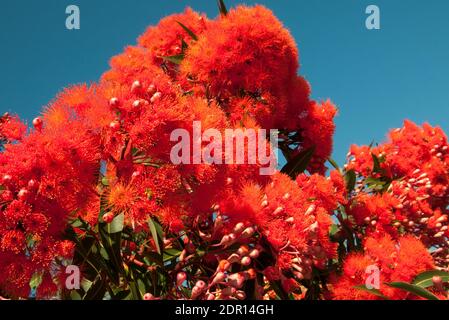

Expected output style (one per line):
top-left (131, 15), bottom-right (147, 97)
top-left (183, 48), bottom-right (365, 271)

top-left (240, 256), bottom-right (251, 266)
top-left (147, 84), bottom-right (156, 95)
top-left (211, 272), bottom-right (226, 286)
top-left (233, 222), bottom-right (245, 234)
top-left (143, 293), bottom-right (155, 300)
top-left (17, 189), bottom-right (28, 201)
top-left (102, 213), bottom-right (114, 224)
top-left (27, 179), bottom-right (37, 189)
top-left (131, 80), bottom-right (142, 93)
top-left (195, 280), bottom-right (206, 289)
top-left (235, 291), bottom-right (246, 300)
top-left (150, 92), bottom-right (162, 103)
top-left (241, 227), bottom-right (255, 238)
top-left (176, 272), bottom-right (187, 287)
top-left (2, 174), bottom-right (12, 183)
top-left (109, 120), bottom-right (120, 131)
top-left (33, 117), bottom-right (43, 131)
top-left (227, 273), bottom-right (245, 289)
top-left (109, 97), bottom-right (120, 107)
top-left (249, 249), bottom-right (260, 259)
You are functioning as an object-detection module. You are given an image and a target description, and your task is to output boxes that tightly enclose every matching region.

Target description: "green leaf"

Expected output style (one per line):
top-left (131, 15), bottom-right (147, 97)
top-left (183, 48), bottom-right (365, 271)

top-left (413, 270), bottom-right (449, 288)
top-left (101, 177), bottom-right (109, 186)
top-left (280, 146), bottom-right (315, 179)
top-left (386, 282), bottom-right (439, 300)
top-left (372, 153), bottom-right (381, 173)
top-left (70, 291), bottom-right (82, 300)
top-left (181, 39), bottom-right (188, 52)
top-left (353, 285), bottom-right (389, 300)
top-left (161, 54), bottom-right (185, 65)
top-left (176, 21), bottom-right (198, 41)
top-left (69, 218), bottom-right (83, 228)
top-left (217, 0), bottom-right (228, 15)
top-left (83, 276), bottom-right (107, 300)
top-left (29, 272), bottom-right (43, 289)
top-left (345, 169), bottom-right (356, 192)
top-left (148, 218), bottom-right (161, 254)
top-left (327, 158), bottom-right (340, 171)
top-left (112, 289), bottom-right (131, 300)
top-left (163, 248), bottom-right (181, 262)
top-left (107, 213), bottom-right (124, 234)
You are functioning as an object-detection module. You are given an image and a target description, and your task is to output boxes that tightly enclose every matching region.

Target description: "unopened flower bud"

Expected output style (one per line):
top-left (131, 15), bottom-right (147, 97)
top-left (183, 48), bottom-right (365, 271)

top-left (147, 84), bottom-right (156, 95)
top-left (33, 117), bottom-right (43, 131)
top-left (211, 272), bottom-right (226, 286)
top-left (2, 174), bottom-right (12, 183)
top-left (237, 245), bottom-right (249, 256)
top-left (131, 80), bottom-right (142, 93)
top-left (177, 272), bottom-right (187, 287)
top-left (17, 188), bottom-right (28, 200)
top-left (218, 259), bottom-right (231, 272)
top-left (109, 120), bottom-right (120, 131)
top-left (109, 97), bottom-right (120, 107)
top-left (240, 256), bottom-right (251, 266)
top-left (102, 213), bottom-right (114, 224)
top-left (241, 227), bottom-right (255, 238)
top-left (233, 222), bottom-right (245, 234)
top-left (143, 293), bottom-right (155, 300)
top-left (150, 92), bottom-right (162, 103)
top-left (249, 249), bottom-right (260, 259)
top-left (235, 291), bottom-right (246, 300)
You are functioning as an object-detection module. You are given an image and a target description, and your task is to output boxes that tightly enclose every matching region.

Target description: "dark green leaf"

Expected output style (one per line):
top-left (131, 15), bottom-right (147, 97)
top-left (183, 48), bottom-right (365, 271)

top-left (327, 158), bottom-right (340, 171)
top-left (353, 285), bottom-right (389, 300)
top-left (386, 282), bottom-right (439, 300)
top-left (217, 0), bottom-right (228, 15)
top-left (148, 218), bottom-right (161, 254)
top-left (345, 169), bottom-right (356, 192)
top-left (83, 276), bottom-right (107, 300)
top-left (112, 289), bottom-right (131, 300)
top-left (413, 270), bottom-right (449, 288)
top-left (372, 153), bottom-right (381, 173)
top-left (176, 21), bottom-right (198, 41)
top-left (163, 248), bottom-right (181, 262)
top-left (280, 146), bottom-right (315, 179)
top-left (161, 54), bottom-right (185, 65)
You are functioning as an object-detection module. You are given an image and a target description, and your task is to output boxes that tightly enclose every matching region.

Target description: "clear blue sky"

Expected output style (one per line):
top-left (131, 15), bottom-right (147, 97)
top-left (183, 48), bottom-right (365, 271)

top-left (1, 0), bottom-right (448, 165)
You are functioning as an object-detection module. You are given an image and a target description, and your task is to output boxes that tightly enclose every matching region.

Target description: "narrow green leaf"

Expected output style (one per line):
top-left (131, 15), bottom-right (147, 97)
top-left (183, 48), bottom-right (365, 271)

top-left (353, 285), bottom-right (389, 300)
top-left (181, 39), bottom-right (188, 52)
top-left (217, 0), bottom-right (228, 15)
top-left (161, 54), bottom-right (184, 65)
top-left (327, 158), bottom-right (340, 171)
top-left (345, 169), bottom-right (356, 192)
top-left (280, 146), bottom-right (315, 179)
top-left (386, 282), bottom-right (439, 300)
top-left (148, 218), bottom-right (161, 254)
top-left (413, 270), bottom-right (449, 288)
top-left (372, 153), bottom-right (381, 173)
top-left (83, 276), bottom-right (107, 300)
top-left (176, 21), bottom-right (198, 41)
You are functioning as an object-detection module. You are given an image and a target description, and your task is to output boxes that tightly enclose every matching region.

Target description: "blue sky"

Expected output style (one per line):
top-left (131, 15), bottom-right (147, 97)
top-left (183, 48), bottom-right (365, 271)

top-left (1, 0), bottom-right (448, 165)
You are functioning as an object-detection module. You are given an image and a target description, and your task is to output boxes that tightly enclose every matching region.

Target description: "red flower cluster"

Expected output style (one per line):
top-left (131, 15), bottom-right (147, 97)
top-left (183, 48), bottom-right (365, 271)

top-left (346, 121), bottom-right (449, 268)
top-left (0, 2), bottom-right (447, 301)
top-left (331, 234), bottom-right (434, 300)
